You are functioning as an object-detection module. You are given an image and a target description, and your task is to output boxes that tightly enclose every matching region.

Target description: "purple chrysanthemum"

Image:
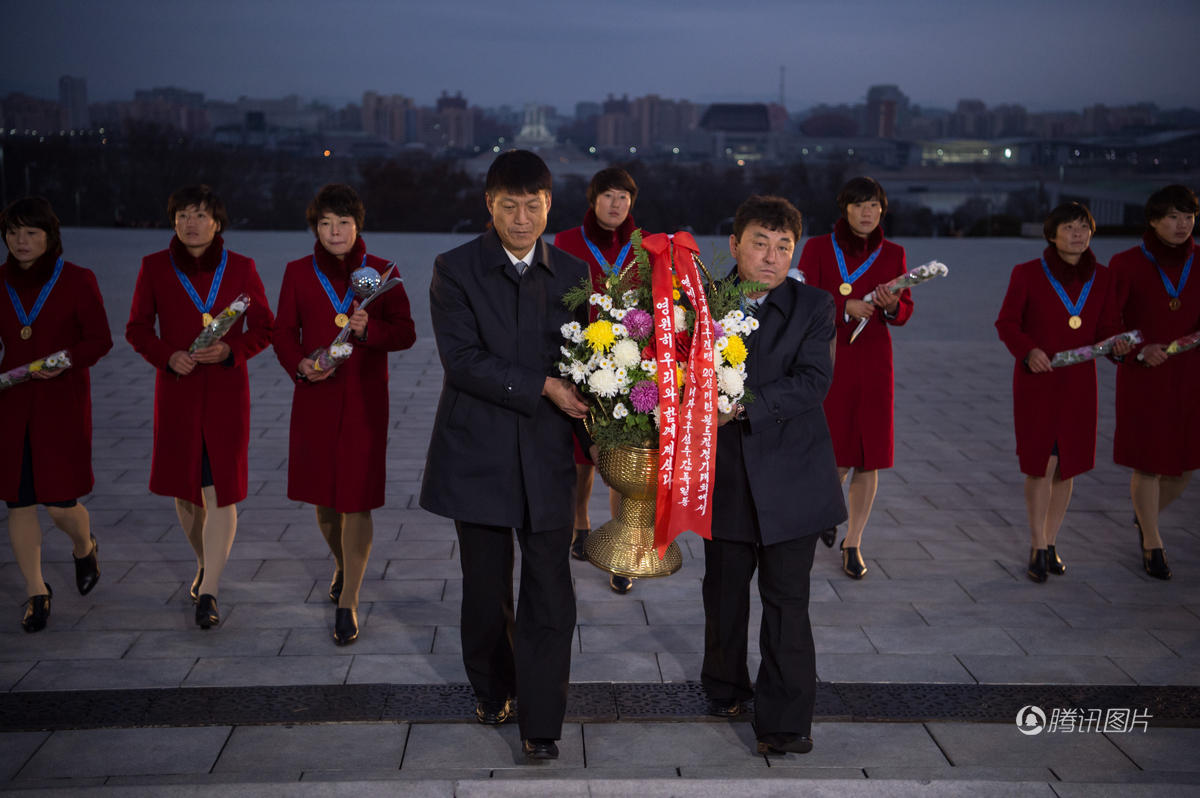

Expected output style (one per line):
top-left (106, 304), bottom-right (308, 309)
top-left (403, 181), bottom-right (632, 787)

top-left (623, 308), bottom-right (653, 339)
top-left (629, 380), bottom-right (658, 414)
top-left (712, 321), bottom-right (725, 339)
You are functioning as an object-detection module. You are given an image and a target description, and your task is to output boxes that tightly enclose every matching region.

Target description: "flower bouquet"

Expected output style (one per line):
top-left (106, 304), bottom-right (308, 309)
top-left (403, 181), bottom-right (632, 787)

top-left (849, 260), bottom-right (949, 343)
top-left (1051, 330), bottom-right (1143, 368)
top-left (557, 230), bottom-right (764, 573)
top-left (311, 341), bottom-right (354, 373)
top-left (1137, 330), bottom-right (1200, 362)
top-left (0, 349), bottom-right (72, 392)
top-left (188, 293), bottom-right (251, 353)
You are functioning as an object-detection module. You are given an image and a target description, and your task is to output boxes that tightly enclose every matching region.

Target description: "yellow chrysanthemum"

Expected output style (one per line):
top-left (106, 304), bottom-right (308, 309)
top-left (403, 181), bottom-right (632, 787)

top-left (672, 289), bottom-right (681, 301)
top-left (676, 365), bottom-right (686, 388)
top-left (722, 335), bottom-right (747, 366)
top-left (583, 320), bottom-right (616, 352)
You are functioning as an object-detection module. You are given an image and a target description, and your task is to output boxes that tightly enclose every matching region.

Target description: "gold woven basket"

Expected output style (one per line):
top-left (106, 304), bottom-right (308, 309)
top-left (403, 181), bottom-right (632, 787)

top-left (584, 443), bottom-right (683, 578)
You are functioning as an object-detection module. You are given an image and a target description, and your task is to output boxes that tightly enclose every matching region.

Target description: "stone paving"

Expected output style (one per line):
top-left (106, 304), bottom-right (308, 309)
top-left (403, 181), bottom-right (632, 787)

top-left (0, 232), bottom-right (1198, 793)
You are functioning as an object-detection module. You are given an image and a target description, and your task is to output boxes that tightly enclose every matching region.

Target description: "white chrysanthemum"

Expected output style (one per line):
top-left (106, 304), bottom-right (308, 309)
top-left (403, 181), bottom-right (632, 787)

top-left (612, 338), bottom-right (641, 368)
top-left (714, 337), bottom-right (729, 353)
top-left (615, 366), bottom-right (628, 383)
top-left (613, 402), bottom-right (629, 419)
top-left (736, 363), bottom-right (747, 377)
top-left (588, 293), bottom-right (604, 306)
top-left (717, 394), bottom-right (733, 414)
top-left (597, 357), bottom-right (614, 370)
top-left (612, 323), bottom-right (627, 338)
top-left (641, 359), bottom-right (656, 373)
top-left (598, 295), bottom-right (614, 311)
top-left (718, 366), bottom-right (744, 399)
top-left (588, 368), bottom-right (621, 398)
top-left (569, 362), bottom-right (589, 383)
top-left (673, 305), bottom-right (688, 330)
top-left (611, 308), bottom-right (627, 321)
top-left (747, 317), bottom-right (760, 332)
top-left (560, 345), bottom-right (572, 359)
top-left (558, 361), bottom-right (569, 375)
top-left (622, 290), bottom-right (638, 308)
top-left (727, 309), bottom-right (745, 322)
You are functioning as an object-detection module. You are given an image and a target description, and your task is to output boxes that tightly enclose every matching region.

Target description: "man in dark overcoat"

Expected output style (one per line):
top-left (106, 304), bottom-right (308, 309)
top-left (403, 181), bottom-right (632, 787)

top-left (419, 150), bottom-right (589, 762)
top-left (703, 195), bottom-right (848, 755)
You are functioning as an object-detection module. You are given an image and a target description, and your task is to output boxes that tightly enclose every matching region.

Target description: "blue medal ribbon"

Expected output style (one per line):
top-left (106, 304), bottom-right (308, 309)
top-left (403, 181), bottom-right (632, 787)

top-left (581, 227), bottom-right (632, 278)
top-left (6, 256), bottom-right (64, 329)
top-left (831, 237), bottom-right (882, 289)
top-left (312, 255), bottom-right (366, 314)
top-left (1040, 257), bottom-right (1095, 320)
top-left (1139, 242), bottom-right (1193, 302)
top-left (170, 250), bottom-right (228, 318)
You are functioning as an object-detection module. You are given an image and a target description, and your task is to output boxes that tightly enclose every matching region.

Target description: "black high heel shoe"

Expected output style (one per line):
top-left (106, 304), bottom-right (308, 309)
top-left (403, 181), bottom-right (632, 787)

top-left (73, 535), bottom-right (101, 595)
top-left (1046, 545), bottom-right (1065, 576)
top-left (840, 540), bottom-right (867, 579)
top-left (1136, 516), bottom-right (1172, 580)
top-left (333, 607), bottom-right (359, 646)
top-left (328, 570), bottom-right (344, 604)
top-left (1027, 548), bottom-right (1048, 583)
top-left (195, 594), bottom-right (219, 629)
top-left (21, 584), bottom-right (52, 633)
top-left (190, 567), bottom-right (204, 603)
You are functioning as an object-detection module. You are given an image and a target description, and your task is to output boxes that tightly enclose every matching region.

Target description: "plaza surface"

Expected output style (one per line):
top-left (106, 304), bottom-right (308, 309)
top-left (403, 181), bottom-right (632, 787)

top-left (0, 230), bottom-right (1198, 795)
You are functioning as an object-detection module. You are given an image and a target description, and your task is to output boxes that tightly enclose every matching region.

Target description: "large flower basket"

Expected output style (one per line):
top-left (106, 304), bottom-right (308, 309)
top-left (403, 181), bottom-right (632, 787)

top-left (584, 443), bottom-right (682, 578)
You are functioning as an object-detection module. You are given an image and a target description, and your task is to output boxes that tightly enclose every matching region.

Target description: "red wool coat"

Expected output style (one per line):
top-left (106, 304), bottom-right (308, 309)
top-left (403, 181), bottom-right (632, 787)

top-left (995, 247), bottom-right (1122, 479)
top-left (0, 254), bottom-right (113, 502)
top-left (1110, 234), bottom-right (1200, 475)
top-left (273, 239), bottom-right (416, 512)
top-left (799, 221), bottom-right (913, 470)
top-left (125, 238), bottom-right (274, 506)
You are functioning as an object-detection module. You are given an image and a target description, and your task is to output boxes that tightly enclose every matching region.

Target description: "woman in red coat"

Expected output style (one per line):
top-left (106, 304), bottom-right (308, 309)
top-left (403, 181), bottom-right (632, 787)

top-left (1110, 184), bottom-right (1199, 580)
top-left (274, 184), bottom-right (416, 645)
top-left (552, 167), bottom-right (638, 595)
top-left (995, 203), bottom-right (1129, 582)
top-left (126, 185), bottom-right (274, 629)
top-left (2, 197), bottom-right (111, 631)
top-left (798, 177), bottom-right (913, 579)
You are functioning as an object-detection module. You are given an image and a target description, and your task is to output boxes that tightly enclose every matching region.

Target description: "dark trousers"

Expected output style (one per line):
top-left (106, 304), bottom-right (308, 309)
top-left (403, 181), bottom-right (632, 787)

top-left (701, 533), bottom-right (819, 736)
top-left (455, 520), bottom-right (576, 740)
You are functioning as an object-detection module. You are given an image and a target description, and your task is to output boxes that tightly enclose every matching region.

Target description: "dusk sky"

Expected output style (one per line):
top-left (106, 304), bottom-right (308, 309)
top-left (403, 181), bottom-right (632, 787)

top-left (3, 0), bottom-right (1197, 113)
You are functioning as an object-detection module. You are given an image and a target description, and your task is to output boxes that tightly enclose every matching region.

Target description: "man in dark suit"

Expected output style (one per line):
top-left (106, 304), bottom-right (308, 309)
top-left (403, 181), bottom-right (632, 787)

top-left (419, 150), bottom-right (590, 762)
top-left (703, 195), bottom-right (848, 755)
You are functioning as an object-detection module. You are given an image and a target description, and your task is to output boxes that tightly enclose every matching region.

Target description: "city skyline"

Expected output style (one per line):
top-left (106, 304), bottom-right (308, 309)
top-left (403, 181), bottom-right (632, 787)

top-left (2, 0), bottom-right (1197, 113)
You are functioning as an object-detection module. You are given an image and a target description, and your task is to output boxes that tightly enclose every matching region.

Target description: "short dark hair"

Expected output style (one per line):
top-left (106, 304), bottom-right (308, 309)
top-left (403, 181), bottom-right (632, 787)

top-left (586, 167), bottom-right (638, 207)
top-left (1, 196), bottom-right (62, 258)
top-left (1043, 202), bottom-right (1095, 243)
top-left (1145, 184), bottom-right (1199, 223)
top-left (732, 195), bottom-right (803, 243)
top-left (167, 185), bottom-right (228, 232)
top-left (836, 176), bottom-right (888, 216)
top-left (306, 183), bottom-right (366, 233)
top-left (485, 149), bottom-right (552, 197)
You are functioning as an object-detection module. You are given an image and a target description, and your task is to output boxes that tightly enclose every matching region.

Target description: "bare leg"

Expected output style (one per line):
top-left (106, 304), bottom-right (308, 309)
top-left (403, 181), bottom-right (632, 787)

top-left (1158, 471), bottom-right (1192, 512)
top-left (1023, 455), bottom-right (1065, 549)
top-left (175, 497), bottom-right (206, 567)
top-left (573, 464), bottom-right (594, 531)
top-left (8, 506), bottom-right (47, 597)
top-left (339, 511), bottom-right (373, 609)
top-left (45, 503), bottom-right (94, 557)
top-left (843, 469), bottom-right (879, 549)
top-left (1131, 471), bottom-right (1164, 550)
top-left (197, 486), bottom-right (237, 597)
top-left (1044, 476), bottom-right (1073, 547)
top-left (315, 505), bottom-right (345, 571)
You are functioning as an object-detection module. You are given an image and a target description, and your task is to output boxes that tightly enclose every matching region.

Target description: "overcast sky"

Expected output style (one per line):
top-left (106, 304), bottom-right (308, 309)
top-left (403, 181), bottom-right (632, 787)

top-left (3, 0), bottom-right (1196, 113)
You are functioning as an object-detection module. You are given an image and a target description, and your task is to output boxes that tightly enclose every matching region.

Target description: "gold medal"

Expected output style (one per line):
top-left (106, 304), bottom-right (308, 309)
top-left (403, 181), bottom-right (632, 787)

top-left (20, 325), bottom-right (32, 340)
top-left (838, 282), bottom-right (853, 296)
top-left (1169, 298), bottom-right (1181, 311)
top-left (1068, 315), bottom-right (1082, 329)
top-left (335, 313), bottom-right (350, 328)
top-left (202, 312), bottom-right (214, 326)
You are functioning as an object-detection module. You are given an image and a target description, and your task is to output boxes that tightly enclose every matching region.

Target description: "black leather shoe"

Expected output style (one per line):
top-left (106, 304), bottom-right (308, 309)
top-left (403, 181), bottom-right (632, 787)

top-left (328, 570), bottom-right (344, 604)
top-left (1027, 548), bottom-right (1048, 583)
top-left (475, 698), bottom-right (513, 725)
top-left (757, 733), bottom-right (814, 755)
top-left (840, 541), bottom-right (867, 579)
top-left (609, 574), bottom-right (634, 594)
top-left (1144, 548), bottom-right (1172, 580)
top-left (1046, 544), bottom-right (1065, 576)
top-left (819, 528), bottom-right (836, 548)
top-left (333, 607), bottom-right (359, 645)
top-left (189, 567), bottom-right (204, 603)
top-left (195, 594), bottom-right (219, 629)
top-left (522, 738), bottom-right (559, 760)
top-left (73, 534), bottom-right (100, 595)
top-left (570, 529), bottom-right (589, 561)
top-left (706, 698), bottom-right (743, 718)
top-left (21, 584), bottom-right (52, 633)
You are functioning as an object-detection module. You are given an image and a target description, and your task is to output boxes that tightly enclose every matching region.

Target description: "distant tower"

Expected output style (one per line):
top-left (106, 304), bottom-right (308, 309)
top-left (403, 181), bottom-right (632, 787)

top-left (514, 103), bottom-right (554, 148)
top-left (59, 75), bottom-right (89, 129)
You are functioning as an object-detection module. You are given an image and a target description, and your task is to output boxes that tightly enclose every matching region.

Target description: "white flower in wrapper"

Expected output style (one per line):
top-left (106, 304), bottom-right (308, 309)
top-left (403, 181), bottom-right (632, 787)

top-left (623, 290), bottom-right (638, 308)
top-left (568, 362), bottom-right (588, 383)
top-left (612, 338), bottom-right (640, 368)
top-left (613, 402), bottom-right (629, 419)
top-left (718, 366), bottom-right (744, 399)
top-left (229, 300), bottom-right (246, 314)
top-left (673, 305), bottom-right (688, 330)
top-left (330, 342), bottom-right (353, 359)
top-left (588, 293), bottom-right (603, 306)
top-left (718, 394), bottom-right (733, 414)
top-left (598, 295), bottom-right (614, 311)
top-left (588, 367), bottom-right (621, 398)
top-left (612, 323), bottom-right (627, 337)
top-left (611, 308), bottom-right (627, 321)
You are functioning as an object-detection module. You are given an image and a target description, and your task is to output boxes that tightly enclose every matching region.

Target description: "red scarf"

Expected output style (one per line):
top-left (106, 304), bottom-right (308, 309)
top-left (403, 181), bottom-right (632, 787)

top-left (312, 236), bottom-right (367, 282)
top-left (1042, 245), bottom-right (1096, 285)
top-left (833, 217), bottom-right (884, 258)
top-left (2, 247), bottom-right (63, 292)
top-left (1142, 230), bottom-right (1195, 271)
top-left (169, 233), bottom-right (225, 273)
top-left (583, 208), bottom-right (637, 256)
